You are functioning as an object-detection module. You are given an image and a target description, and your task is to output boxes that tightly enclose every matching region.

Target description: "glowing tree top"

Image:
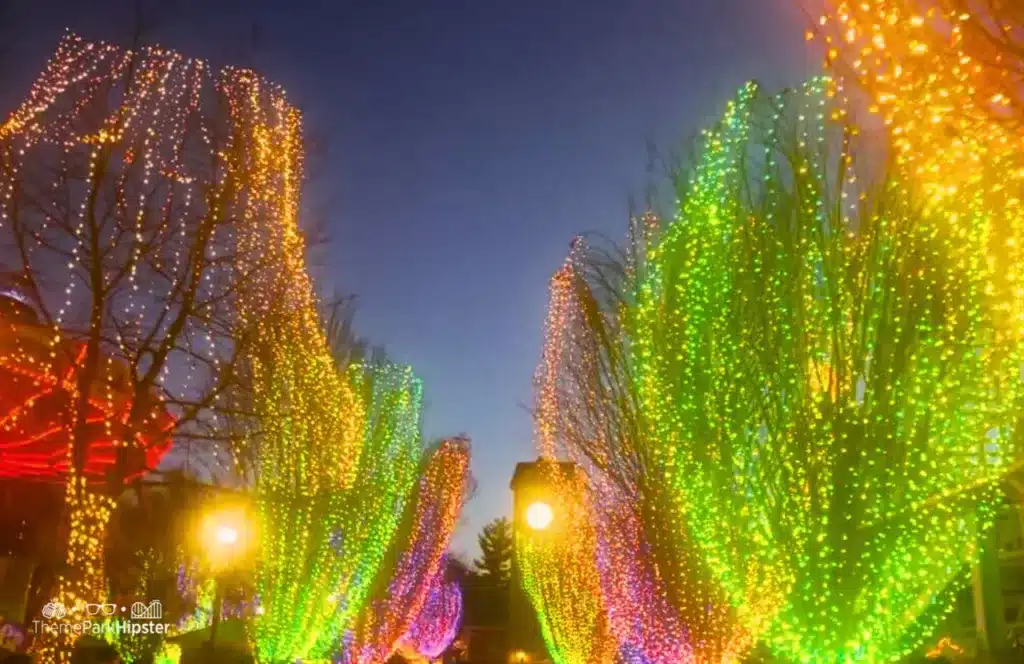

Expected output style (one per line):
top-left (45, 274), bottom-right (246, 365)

top-left (631, 77), bottom-right (1024, 661)
top-left (809, 0), bottom-right (1024, 340)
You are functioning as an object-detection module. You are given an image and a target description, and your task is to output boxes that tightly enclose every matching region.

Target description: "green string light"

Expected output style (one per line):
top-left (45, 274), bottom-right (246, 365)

top-left (632, 78), bottom-right (1023, 662)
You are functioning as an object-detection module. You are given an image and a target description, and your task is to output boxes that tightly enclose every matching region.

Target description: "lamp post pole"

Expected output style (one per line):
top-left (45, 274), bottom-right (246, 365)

top-left (200, 513), bottom-right (245, 653)
top-left (209, 577), bottom-right (224, 648)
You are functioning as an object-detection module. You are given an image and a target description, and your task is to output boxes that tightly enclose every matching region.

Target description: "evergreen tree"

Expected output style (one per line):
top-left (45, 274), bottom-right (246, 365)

top-left (472, 518), bottom-right (513, 584)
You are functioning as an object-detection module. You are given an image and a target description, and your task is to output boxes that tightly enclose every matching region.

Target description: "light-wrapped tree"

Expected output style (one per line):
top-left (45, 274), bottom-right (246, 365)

top-left (809, 0), bottom-right (1024, 341)
top-left (532, 228), bottom-right (758, 664)
top-left (1, 31), bottom-right (475, 664)
top-left (632, 78), bottom-right (1024, 661)
top-left (526, 72), bottom-right (1024, 663)
top-left (229, 66), bottom-right (468, 662)
top-left (340, 438), bottom-right (470, 664)
top-left (0, 34), bottom-right (297, 661)
top-left (395, 563), bottom-right (464, 662)
top-left (249, 345), bottom-right (424, 662)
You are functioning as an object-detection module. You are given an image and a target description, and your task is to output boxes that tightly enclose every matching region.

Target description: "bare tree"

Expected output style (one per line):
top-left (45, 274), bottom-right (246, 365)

top-left (0, 33), bottom-right (298, 658)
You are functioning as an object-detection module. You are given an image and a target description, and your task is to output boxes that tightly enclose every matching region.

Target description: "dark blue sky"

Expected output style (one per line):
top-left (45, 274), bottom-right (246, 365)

top-left (4, 0), bottom-right (814, 557)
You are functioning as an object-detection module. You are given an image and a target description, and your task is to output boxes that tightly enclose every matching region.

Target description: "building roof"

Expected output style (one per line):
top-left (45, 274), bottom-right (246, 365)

top-left (509, 458), bottom-right (579, 491)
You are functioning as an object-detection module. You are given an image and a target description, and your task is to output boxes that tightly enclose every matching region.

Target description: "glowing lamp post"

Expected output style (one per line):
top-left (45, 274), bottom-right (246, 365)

top-left (509, 459), bottom-right (579, 661)
top-left (198, 506), bottom-right (252, 647)
top-left (525, 502), bottom-right (553, 531)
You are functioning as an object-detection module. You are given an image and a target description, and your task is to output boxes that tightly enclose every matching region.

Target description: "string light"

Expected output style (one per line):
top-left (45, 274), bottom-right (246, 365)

top-left (2, 33), bottom-right (473, 664)
top-left (632, 78), bottom-right (1021, 662)
top-left (395, 568), bottom-right (463, 661)
top-left (529, 228), bottom-right (756, 663)
top-left (925, 636), bottom-right (964, 659)
top-left (341, 439), bottom-right (470, 663)
top-left (0, 318), bottom-right (173, 481)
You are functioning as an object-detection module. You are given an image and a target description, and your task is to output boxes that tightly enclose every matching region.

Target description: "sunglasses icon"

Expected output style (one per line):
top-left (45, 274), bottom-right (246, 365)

top-left (85, 603), bottom-right (117, 616)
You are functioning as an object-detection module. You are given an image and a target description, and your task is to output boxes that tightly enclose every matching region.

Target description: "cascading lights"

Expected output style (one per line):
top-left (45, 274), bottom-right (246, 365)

top-left (396, 570), bottom-right (463, 661)
top-left (218, 48), bottom-right (428, 664)
top-left (0, 34), bottom-right (294, 662)
top-left (340, 438), bottom-right (470, 664)
top-left (534, 235), bottom-right (760, 664)
top-left (810, 0), bottom-right (1024, 343)
top-left (514, 461), bottom-right (617, 664)
top-left (251, 357), bottom-right (423, 662)
top-left (632, 77), bottom-right (1022, 662)
top-left (522, 259), bottom-right (620, 664)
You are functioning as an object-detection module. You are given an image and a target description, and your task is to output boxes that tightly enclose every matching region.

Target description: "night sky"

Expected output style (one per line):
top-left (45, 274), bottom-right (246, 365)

top-left (2, 0), bottom-right (814, 557)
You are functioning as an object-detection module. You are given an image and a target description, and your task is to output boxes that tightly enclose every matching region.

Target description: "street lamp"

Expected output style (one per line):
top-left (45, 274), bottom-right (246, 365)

top-left (214, 524), bottom-right (239, 546)
top-left (200, 507), bottom-right (250, 566)
top-left (197, 506), bottom-right (252, 648)
top-left (511, 460), bottom-right (579, 661)
top-left (525, 501), bottom-right (553, 531)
